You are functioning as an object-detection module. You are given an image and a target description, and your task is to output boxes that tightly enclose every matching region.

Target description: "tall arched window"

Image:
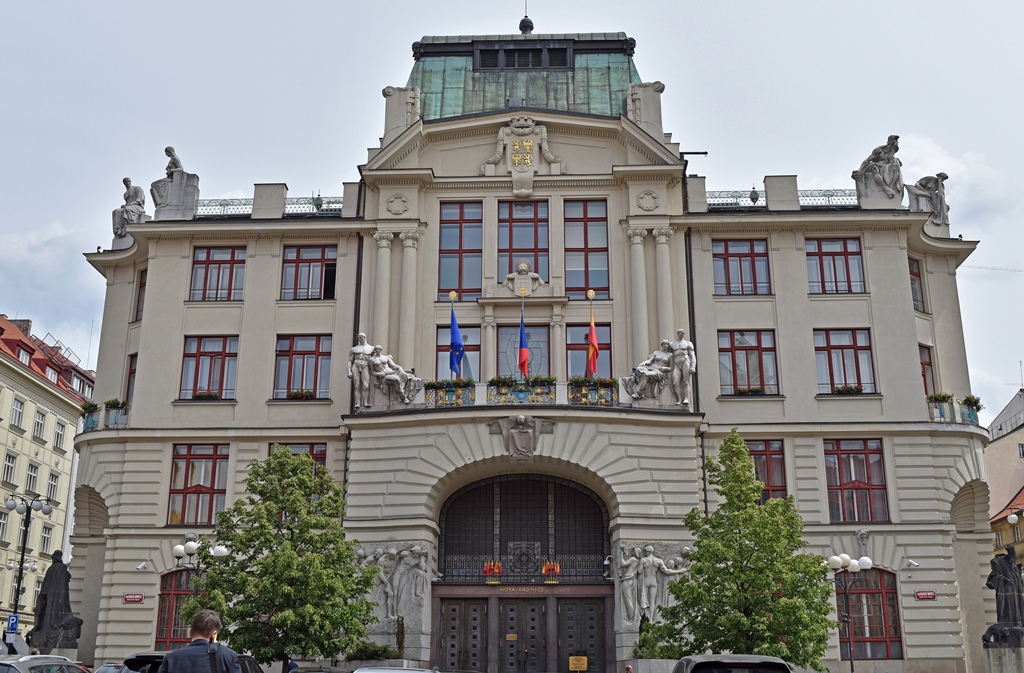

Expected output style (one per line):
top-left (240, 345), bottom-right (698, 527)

top-left (438, 475), bottom-right (610, 583)
top-left (839, 568), bottom-right (903, 660)
top-left (156, 569), bottom-right (200, 650)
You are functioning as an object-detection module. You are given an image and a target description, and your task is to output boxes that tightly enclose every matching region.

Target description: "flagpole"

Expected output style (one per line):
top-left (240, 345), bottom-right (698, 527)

top-left (518, 287), bottom-right (528, 382)
top-left (586, 289), bottom-right (596, 379)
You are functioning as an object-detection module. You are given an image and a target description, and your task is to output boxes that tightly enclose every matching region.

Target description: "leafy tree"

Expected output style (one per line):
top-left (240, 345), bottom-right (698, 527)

top-left (186, 446), bottom-right (378, 673)
top-left (655, 429), bottom-right (835, 671)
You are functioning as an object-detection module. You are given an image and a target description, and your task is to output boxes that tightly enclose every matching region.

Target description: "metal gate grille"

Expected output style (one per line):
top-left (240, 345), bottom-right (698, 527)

top-left (439, 475), bottom-right (610, 583)
top-left (441, 599), bottom-right (487, 672)
top-left (559, 600), bottom-right (604, 673)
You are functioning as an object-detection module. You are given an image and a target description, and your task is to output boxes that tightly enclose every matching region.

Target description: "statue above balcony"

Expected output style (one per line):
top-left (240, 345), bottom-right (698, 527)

top-left (369, 345), bottom-right (423, 408)
top-left (480, 116), bottom-right (565, 198)
top-left (112, 177), bottom-right (147, 239)
top-left (504, 258), bottom-right (545, 296)
top-left (151, 146), bottom-right (200, 220)
top-left (851, 135), bottom-right (904, 208)
top-left (624, 330), bottom-right (696, 410)
top-left (907, 172), bottom-right (950, 228)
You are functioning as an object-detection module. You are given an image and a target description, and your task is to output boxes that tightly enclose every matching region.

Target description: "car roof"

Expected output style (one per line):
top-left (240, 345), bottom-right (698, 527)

top-left (673, 655), bottom-right (793, 673)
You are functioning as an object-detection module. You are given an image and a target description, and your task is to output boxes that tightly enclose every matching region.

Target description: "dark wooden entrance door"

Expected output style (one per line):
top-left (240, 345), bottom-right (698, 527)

top-left (440, 599), bottom-right (488, 672)
top-left (558, 599), bottom-right (604, 673)
top-left (500, 600), bottom-right (546, 673)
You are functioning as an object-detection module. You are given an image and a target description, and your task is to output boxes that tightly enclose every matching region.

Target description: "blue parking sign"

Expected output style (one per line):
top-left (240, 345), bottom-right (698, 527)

top-left (6, 615), bottom-right (18, 633)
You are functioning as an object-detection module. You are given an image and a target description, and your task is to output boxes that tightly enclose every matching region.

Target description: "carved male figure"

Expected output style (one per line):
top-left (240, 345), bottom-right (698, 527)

top-left (913, 172), bottom-right (950, 226)
top-left (28, 550), bottom-right (80, 652)
top-left (669, 328), bottom-right (697, 408)
top-left (625, 341), bottom-right (673, 400)
top-left (348, 333), bottom-right (374, 410)
top-left (857, 135), bottom-right (904, 199)
top-left (637, 545), bottom-right (685, 622)
top-left (112, 177), bottom-right (146, 237)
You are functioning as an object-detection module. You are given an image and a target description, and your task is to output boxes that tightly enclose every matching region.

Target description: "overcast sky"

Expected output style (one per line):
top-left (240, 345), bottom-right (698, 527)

top-left (1, 1), bottom-right (1020, 425)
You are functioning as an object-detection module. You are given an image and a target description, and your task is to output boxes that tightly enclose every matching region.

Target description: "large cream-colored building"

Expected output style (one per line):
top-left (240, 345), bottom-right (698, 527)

top-left (73, 23), bottom-right (991, 673)
top-left (0, 315), bottom-right (93, 635)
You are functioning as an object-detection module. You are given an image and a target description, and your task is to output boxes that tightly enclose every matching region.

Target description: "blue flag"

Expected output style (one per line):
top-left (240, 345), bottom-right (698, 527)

top-left (450, 306), bottom-right (465, 378)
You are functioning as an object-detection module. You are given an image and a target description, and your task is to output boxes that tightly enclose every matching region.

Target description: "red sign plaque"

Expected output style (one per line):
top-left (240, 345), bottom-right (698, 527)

top-left (914, 590), bottom-right (936, 601)
top-left (123, 593), bottom-right (145, 603)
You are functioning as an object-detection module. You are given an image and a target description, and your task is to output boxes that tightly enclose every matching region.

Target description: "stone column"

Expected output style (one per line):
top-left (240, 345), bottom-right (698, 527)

top-left (551, 314), bottom-right (566, 380)
top-left (398, 231), bottom-right (420, 366)
top-left (482, 312), bottom-right (496, 381)
top-left (372, 231), bottom-right (394, 352)
top-left (653, 227), bottom-right (674, 339)
top-left (627, 227), bottom-right (650, 363)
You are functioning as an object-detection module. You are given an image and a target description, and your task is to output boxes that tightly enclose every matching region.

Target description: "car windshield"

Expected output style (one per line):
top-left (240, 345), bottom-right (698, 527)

top-left (120, 661), bottom-right (161, 673)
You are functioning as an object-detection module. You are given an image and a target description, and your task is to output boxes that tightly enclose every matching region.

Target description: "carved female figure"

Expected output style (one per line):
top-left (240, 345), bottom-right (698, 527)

top-left (150, 146), bottom-right (183, 207)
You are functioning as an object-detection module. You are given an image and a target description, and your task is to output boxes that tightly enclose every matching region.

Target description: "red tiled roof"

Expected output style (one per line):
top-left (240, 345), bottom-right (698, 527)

top-left (992, 483), bottom-right (1024, 523)
top-left (0, 315), bottom-right (94, 405)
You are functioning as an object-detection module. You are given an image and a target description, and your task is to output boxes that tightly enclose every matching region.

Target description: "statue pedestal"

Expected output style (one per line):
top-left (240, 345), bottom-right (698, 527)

top-left (986, 647), bottom-right (1024, 673)
top-left (153, 172), bottom-right (200, 220)
top-left (851, 171), bottom-right (904, 209)
top-left (111, 234), bottom-right (134, 251)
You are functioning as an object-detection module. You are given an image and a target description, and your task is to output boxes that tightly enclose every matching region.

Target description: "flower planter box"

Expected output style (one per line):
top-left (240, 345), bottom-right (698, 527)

top-left (487, 383), bottom-right (556, 405)
top-left (425, 386), bottom-right (476, 408)
top-left (567, 384), bottom-right (618, 406)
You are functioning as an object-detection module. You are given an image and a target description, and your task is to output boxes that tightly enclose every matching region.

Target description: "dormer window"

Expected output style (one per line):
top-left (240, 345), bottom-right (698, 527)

top-left (17, 348), bottom-right (29, 366)
top-left (46, 367), bottom-right (58, 384)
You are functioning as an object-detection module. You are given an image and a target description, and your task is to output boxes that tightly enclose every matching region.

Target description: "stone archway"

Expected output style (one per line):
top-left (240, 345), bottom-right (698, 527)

top-left (950, 479), bottom-right (992, 673)
top-left (70, 485), bottom-right (110, 666)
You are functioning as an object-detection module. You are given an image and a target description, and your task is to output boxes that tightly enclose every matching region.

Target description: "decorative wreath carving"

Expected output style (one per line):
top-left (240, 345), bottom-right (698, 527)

top-left (636, 189), bottom-right (660, 212)
top-left (386, 193), bottom-right (409, 216)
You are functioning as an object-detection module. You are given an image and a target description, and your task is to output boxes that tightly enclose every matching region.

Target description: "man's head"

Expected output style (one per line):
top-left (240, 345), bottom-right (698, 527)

top-left (51, 550), bottom-right (63, 563)
top-left (123, 177), bottom-right (132, 187)
top-left (357, 333), bottom-right (367, 344)
top-left (676, 328), bottom-right (686, 338)
top-left (937, 172), bottom-right (948, 181)
top-left (190, 609), bottom-right (222, 640)
top-left (887, 134), bottom-right (899, 145)
top-left (165, 146), bottom-right (176, 156)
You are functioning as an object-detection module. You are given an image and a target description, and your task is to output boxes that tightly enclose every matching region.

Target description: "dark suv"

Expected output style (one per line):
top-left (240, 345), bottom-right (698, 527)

top-left (120, 652), bottom-right (262, 673)
top-left (0, 655), bottom-right (91, 673)
top-left (671, 655), bottom-right (794, 673)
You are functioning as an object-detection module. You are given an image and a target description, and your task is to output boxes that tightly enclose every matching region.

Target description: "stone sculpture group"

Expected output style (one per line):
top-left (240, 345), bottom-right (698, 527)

top-left (358, 545), bottom-right (431, 620)
top-left (618, 545), bottom-right (687, 624)
top-left (348, 333), bottom-right (423, 411)
top-left (624, 329), bottom-right (696, 409)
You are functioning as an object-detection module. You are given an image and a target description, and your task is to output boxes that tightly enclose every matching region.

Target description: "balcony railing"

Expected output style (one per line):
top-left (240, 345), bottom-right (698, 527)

top-left (196, 196), bottom-right (343, 216)
top-left (706, 189), bottom-right (859, 209)
top-left (439, 553), bottom-right (609, 585)
top-left (927, 399), bottom-right (981, 425)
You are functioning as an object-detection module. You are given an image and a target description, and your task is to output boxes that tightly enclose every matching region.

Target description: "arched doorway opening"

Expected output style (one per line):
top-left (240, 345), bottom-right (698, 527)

top-left (434, 475), bottom-right (613, 673)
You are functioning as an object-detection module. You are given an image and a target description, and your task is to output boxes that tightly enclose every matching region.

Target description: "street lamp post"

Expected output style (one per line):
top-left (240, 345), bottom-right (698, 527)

top-left (172, 533), bottom-right (228, 596)
top-left (5, 495), bottom-right (53, 617)
top-left (827, 552), bottom-right (873, 673)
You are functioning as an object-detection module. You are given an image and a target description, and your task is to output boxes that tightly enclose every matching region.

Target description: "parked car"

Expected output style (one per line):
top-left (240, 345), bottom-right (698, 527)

top-left (671, 654), bottom-right (794, 673)
top-left (0, 655), bottom-right (91, 673)
top-left (93, 663), bottom-right (120, 673)
top-left (119, 651), bottom-right (262, 673)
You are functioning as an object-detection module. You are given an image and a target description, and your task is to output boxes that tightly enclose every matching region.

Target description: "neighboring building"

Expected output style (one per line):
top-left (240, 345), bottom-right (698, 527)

top-left (989, 388), bottom-right (1024, 441)
top-left (72, 21), bottom-right (991, 673)
top-left (984, 391), bottom-right (1024, 519)
top-left (989, 483), bottom-right (1024, 556)
top-left (0, 315), bottom-right (93, 634)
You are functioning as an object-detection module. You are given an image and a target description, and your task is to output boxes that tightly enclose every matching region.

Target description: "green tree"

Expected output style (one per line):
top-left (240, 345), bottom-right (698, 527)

top-left (186, 446), bottom-right (378, 673)
top-left (655, 429), bottom-right (835, 671)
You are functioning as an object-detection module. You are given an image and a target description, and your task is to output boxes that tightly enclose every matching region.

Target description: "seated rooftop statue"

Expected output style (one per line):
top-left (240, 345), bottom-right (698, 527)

top-left (151, 146), bottom-right (200, 220)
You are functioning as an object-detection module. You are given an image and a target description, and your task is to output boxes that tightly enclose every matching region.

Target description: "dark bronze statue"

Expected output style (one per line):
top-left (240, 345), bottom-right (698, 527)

top-left (27, 550), bottom-right (81, 653)
top-left (983, 545), bottom-right (1024, 648)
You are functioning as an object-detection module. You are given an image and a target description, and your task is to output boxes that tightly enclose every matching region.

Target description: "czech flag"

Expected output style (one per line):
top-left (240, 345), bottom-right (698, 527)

top-left (586, 308), bottom-right (599, 377)
top-left (449, 306), bottom-right (465, 378)
top-left (518, 305), bottom-right (529, 378)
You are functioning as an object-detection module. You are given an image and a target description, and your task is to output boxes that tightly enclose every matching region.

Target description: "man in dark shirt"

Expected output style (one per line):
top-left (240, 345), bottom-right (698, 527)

top-left (156, 610), bottom-right (242, 673)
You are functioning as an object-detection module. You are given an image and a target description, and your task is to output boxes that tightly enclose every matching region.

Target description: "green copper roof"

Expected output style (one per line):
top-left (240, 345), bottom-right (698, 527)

top-left (406, 33), bottom-right (642, 121)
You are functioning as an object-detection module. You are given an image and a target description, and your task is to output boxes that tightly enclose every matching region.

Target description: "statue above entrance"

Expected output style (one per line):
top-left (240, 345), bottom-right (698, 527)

top-left (488, 414), bottom-right (554, 458)
top-left (480, 116), bottom-right (565, 198)
top-left (503, 258), bottom-right (545, 296)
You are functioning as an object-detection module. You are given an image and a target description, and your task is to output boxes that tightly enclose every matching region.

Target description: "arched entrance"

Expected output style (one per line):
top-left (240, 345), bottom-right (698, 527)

top-left (433, 475), bottom-right (613, 673)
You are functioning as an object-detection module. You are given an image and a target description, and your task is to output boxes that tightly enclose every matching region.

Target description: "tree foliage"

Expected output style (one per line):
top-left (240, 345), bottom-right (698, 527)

top-left (186, 447), bottom-right (377, 671)
top-left (655, 429), bottom-right (835, 671)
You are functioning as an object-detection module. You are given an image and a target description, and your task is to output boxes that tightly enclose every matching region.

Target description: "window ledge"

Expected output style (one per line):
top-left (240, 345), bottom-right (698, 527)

top-left (717, 394), bottom-right (785, 400)
top-left (2, 480), bottom-right (18, 490)
top-left (8, 426), bottom-right (24, 436)
top-left (276, 298), bottom-right (337, 304)
top-left (266, 398), bottom-right (333, 404)
top-left (712, 293), bottom-right (776, 300)
top-left (184, 300), bottom-right (244, 306)
top-left (808, 292), bottom-right (869, 299)
top-left (31, 436), bottom-right (46, 446)
top-left (815, 393), bottom-right (883, 400)
top-left (172, 398), bottom-right (238, 405)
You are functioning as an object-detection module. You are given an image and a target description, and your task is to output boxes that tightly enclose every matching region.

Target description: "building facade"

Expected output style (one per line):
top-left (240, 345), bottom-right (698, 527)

top-left (73, 25), bottom-right (991, 673)
top-left (0, 315), bottom-right (93, 635)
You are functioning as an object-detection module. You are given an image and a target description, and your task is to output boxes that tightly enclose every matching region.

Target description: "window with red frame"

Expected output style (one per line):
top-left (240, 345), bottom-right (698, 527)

top-left (908, 257), bottom-right (925, 312)
top-left (824, 439), bottom-right (889, 523)
top-left (135, 269), bottom-right (147, 321)
top-left (126, 353), bottom-right (138, 406)
top-left (438, 203), bottom-right (483, 301)
top-left (190, 247), bottom-right (246, 301)
top-left (920, 345), bottom-right (935, 395)
top-left (747, 440), bottom-right (786, 503)
top-left (273, 335), bottom-right (332, 399)
top-left (564, 200), bottom-right (609, 300)
top-left (281, 245), bottom-right (337, 300)
top-left (713, 240), bottom-right (771, 295)
top-left (156, 569), bottom-right (201, 650)
top-left (272, 443), bottom-right (327, 468)
top-left (566, 324), bottom-right (611, 378)
top-left (839, 568), bottom-right (903, 660)
top-left (806, 238), bottom-right (865, 294)
top-left (179, 337), bottom-right (238, 400)
top-left (498, 201), bottom-right (548, 281)
top-left (718, 330), bottom-right (778, 395)
top-left (436, 326), bottom-right (480, 380)
top-left (167, 444), bottom-right (228, 525)
top-left (814, 329), bottom-right (875, 394)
